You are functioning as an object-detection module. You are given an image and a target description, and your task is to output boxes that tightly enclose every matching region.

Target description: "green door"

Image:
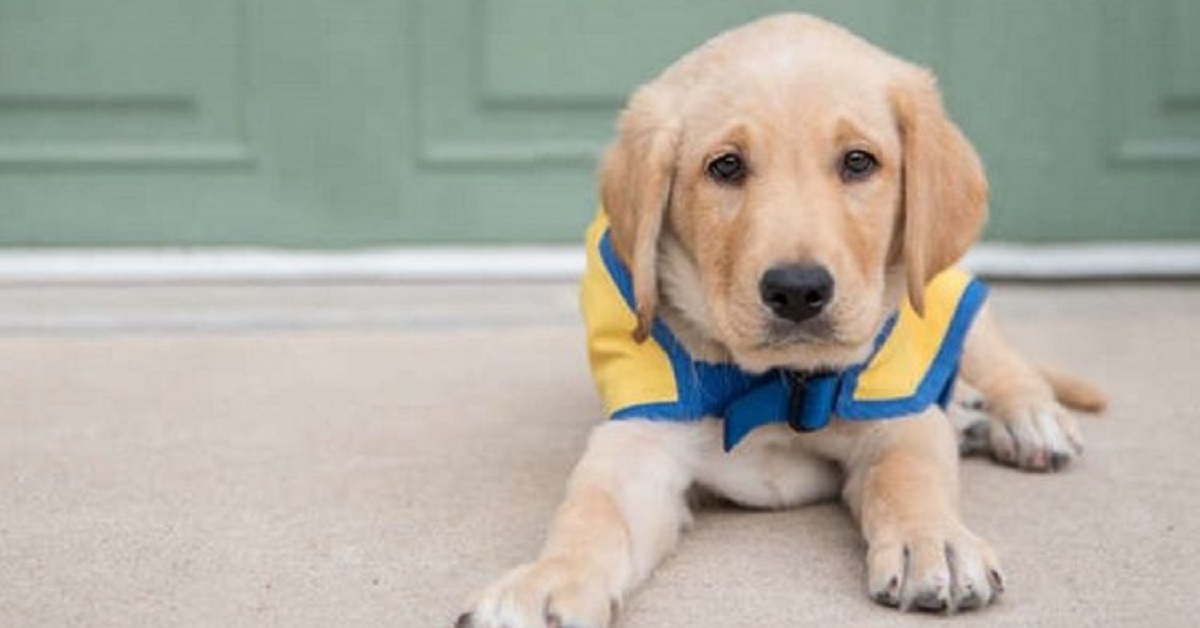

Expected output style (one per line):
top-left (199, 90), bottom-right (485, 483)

top-left (2, 0), bottom-right (1197, 247)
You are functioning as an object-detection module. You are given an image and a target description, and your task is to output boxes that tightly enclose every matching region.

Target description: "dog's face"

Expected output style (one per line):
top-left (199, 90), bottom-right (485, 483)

top-left (601, 15), bottom-right (988, 373)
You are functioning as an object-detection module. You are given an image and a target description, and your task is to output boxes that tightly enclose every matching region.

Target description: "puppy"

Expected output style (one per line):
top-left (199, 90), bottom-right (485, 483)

top-left (460, 13), bottom-right (1105, 627)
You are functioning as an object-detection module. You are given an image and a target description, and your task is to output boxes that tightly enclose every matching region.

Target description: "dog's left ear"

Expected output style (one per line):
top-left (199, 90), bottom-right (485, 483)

top-left (599, 83), bottom-right (681, 342)
top-left (891, 69), bottom-right (988, 315)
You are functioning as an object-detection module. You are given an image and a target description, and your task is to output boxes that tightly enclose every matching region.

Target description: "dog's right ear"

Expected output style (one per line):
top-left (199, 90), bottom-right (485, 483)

top-left (599, 85), bottom-right (681, 342)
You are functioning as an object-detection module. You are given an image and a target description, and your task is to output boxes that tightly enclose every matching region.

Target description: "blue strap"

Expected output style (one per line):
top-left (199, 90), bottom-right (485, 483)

top-left (723, 372), bottom-right (841, 452)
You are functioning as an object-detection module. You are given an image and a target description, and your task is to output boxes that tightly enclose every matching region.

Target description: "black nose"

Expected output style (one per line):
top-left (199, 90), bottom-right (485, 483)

top-left (759, 264), bottom-right (834, 323)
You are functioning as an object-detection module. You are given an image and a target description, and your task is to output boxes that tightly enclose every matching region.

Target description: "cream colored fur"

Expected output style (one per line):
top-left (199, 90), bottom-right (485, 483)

top-left (460, 13), bottom-right (1105, 627)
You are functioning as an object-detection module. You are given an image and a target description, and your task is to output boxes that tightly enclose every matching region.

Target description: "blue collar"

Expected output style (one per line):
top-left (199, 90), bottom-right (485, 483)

top-left (719, 315), bottom-right (898, 451)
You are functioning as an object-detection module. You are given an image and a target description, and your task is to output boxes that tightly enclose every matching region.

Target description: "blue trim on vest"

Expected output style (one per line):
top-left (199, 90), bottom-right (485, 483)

top-left (599, 232), bottom-right (769, 422)
top-left (596, 229), bottom-right (987, 451)
top-left (833, 279), bottom-right (988, 420)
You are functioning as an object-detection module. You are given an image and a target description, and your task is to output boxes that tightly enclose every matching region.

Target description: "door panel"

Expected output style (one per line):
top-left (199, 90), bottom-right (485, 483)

top-left (0, 0), bottom-right (247, 159)
top-left (1, 0), bottom-right (1196, 246)
top-left (1, 0), bottom-right (269, 245)
top-left (939, 0), bottom-right (1200, 241)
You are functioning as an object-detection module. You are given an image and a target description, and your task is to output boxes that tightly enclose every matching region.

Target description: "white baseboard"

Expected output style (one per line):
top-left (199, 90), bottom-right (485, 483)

top-left (0, 247), bottom-right (584, 283)
top-left (0, 243), bottom-right (1196, 284)
top-left (962, 243), bottom-right (1200, 279)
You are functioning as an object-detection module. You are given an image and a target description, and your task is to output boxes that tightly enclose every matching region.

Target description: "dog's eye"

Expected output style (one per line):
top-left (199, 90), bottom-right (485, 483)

top-left (840, 150), bottom-right (878, 181)
top-left (706, 153), bottom-right (747, 185)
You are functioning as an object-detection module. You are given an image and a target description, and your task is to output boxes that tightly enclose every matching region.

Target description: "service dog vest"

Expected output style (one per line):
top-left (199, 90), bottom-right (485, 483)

top-left (580, 212), bottom-right (988, 452)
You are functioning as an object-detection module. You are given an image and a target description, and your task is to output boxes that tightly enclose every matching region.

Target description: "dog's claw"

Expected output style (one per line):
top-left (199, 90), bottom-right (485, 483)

top-left (912, 590), bottom-right (949, 612)
top-left (957, 419), bottom-right (992, 456)
top-left (988, 568), bottom-right (1006, 593)
top-left (956, 584), bottom-right (984, 610)
top-left (873, 575), bottom-right (902, 606)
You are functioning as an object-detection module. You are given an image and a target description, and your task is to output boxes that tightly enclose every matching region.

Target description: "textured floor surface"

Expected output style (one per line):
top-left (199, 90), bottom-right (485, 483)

top-left (0, 282), bottom-right (1196, 627)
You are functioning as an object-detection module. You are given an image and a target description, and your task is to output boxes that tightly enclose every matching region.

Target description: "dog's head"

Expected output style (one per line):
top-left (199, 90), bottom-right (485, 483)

top-left (600, 14), bottom-right (987, 372)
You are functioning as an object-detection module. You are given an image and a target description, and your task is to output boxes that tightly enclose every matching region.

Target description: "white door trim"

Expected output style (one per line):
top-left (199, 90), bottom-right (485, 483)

top-left (0, 243), bottom-right (1196, 283)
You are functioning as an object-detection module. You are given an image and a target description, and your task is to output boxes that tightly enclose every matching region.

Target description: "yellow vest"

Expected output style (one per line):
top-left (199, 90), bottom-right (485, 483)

top-left (580, 212), bottom-right (988, 451)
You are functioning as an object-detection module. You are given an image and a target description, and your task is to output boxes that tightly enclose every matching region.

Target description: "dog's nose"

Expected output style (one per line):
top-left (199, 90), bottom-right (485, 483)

top-left (759, 264), bottom-right (834, 323)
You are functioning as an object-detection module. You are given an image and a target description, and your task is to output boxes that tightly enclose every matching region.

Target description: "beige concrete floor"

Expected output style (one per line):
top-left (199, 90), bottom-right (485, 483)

top-left (0, 282), bottom-right (1196, 627)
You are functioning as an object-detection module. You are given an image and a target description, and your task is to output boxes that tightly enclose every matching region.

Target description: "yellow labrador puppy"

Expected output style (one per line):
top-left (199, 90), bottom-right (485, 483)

top-left (460, 13), bottom-right (1104, 627)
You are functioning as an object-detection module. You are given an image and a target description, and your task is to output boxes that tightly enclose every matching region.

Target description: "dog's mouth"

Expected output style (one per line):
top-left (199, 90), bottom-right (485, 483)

top-left (731, 311), bottom-right (881, 373)
top-left (755, 317), bottom-right (838, 349)
top-left (706, 287), bottom-right (885, 372)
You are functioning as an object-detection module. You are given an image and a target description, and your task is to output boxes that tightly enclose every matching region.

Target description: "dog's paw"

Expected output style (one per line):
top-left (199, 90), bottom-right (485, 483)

top-left (949, 390), bottom-right (992, 457)
top-left (867, 524), bottom-right (1004, 613)
top-left (457, 559), bottom-right (615, 628)
top-left (987, 398), bottom-right (1083, 472)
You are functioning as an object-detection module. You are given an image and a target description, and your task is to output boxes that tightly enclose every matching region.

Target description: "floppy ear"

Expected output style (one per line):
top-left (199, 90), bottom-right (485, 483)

top-left (599, 85), bottom-right (681, 342)
top-left (891, 70), bottom-right (988, 314)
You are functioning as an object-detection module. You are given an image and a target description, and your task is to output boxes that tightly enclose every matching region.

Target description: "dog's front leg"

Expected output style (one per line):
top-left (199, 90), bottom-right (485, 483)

top-left (460, 421), bottom-right (699, 628)
top-left (961, 303), bottom-right (1102, 471)
top-left (841, 411), bottom-right (1004, 612)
